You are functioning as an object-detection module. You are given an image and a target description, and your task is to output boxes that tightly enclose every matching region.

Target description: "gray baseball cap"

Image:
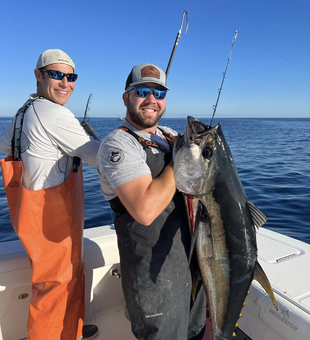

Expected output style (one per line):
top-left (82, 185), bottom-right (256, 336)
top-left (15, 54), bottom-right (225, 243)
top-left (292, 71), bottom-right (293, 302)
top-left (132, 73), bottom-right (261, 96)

top-left (125, 63), bottom-right (170, 91)
top-left (36, 49), bottom-right (75, 70)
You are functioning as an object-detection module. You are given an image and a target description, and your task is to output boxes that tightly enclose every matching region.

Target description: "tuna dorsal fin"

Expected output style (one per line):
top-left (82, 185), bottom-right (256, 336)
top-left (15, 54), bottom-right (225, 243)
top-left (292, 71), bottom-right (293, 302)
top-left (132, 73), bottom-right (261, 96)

top-left (253, 261), bottom-right (278, 310)
top-left (247, 200), bottom-right (267, 229)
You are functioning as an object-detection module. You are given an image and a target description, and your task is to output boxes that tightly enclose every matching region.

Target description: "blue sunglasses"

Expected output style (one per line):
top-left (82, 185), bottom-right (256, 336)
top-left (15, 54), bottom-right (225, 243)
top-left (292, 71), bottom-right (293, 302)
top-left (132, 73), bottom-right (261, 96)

top-left (126, 85), bottom-right (167, 100)
top-left (41, 69), bottom-right (78, 82)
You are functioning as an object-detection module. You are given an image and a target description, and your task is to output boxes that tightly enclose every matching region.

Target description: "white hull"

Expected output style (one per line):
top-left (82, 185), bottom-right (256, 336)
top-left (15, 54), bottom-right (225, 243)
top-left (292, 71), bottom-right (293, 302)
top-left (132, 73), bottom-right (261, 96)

top-left (238, 228), bottom-right (310, 340)
top-left (0, 226), bottom-right (309, 340)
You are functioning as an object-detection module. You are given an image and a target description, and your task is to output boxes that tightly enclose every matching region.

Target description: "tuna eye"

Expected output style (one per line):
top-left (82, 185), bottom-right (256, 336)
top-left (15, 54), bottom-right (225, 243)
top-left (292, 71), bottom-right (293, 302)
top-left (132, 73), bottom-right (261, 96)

top-left (202, 147), bottom-right (213, 159)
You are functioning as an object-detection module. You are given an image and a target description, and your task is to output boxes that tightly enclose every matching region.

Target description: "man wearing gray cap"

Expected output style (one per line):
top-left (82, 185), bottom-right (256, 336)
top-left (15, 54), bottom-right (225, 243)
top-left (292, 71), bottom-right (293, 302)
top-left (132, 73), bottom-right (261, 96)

top-left (96, 63), bottom-right (206, 340)
top-left (0, 49), bottom-right (100, 340)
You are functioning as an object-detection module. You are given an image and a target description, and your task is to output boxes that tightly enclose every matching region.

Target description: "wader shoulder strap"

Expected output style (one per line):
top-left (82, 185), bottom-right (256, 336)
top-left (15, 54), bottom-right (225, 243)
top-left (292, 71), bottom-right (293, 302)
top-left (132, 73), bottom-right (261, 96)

top-left (12, 96), bottom-right (42, 161)
top-left (117, 126), bottom-right (173, 153)
top-left (157, 127), bottom-right (175, 152)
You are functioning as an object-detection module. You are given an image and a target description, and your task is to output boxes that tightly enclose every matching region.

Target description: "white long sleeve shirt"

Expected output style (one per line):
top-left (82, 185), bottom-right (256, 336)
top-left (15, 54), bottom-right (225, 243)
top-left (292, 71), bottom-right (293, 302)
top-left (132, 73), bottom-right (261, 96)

top-left (0, 95), bottom-right (101, 190)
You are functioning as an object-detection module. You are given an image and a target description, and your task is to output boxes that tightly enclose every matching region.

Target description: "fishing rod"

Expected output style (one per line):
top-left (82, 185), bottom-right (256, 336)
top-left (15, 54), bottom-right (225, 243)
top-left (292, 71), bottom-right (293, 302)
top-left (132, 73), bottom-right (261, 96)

top-left (72, 94), bottom-right (100, 173)
top-left (210, 30), bottom-right (238, 126)
top-left (81, 93), bottom-right (92, 124)
top-left (166, 10), bottom-right (189, 78)
top-left (80, 94), bottom-right (100, 141)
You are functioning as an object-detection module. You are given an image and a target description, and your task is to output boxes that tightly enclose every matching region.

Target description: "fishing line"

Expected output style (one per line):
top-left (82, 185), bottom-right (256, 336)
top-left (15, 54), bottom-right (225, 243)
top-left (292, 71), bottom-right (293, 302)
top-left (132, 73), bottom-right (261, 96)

top-left (239, 33), bottom-right (310, 75)
top-left (210, 30), bottom-right (238, 126)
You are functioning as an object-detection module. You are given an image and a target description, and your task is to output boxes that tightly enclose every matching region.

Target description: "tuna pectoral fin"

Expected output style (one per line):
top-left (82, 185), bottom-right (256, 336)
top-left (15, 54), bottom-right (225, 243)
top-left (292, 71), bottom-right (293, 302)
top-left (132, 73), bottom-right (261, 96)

top-left (247, 200), bottom-right (267, 229)
top-left (189, 200), bottom-right (204, 264)
top-left (254, 261), bottom-right (278, 310)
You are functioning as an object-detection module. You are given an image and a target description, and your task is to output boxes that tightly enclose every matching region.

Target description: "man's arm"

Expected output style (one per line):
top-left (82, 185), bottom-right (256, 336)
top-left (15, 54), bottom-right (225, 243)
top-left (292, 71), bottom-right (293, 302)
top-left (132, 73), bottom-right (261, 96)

top-left (41, 104), bottom-right (101, 167)
top-left (115, 160), bottom-right (176, 226)
top-left (0, 119), bottom-right (14, 156)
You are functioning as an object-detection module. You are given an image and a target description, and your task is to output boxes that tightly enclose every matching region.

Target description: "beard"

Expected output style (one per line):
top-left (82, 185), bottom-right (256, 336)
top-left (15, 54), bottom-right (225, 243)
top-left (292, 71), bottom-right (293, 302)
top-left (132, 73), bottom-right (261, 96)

top-left (126, 97), bottom-right (165, 129)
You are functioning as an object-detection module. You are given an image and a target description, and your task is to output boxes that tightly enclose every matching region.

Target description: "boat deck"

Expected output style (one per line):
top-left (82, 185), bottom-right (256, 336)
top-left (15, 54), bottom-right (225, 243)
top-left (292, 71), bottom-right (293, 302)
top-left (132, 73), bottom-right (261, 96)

top-left (87, 305), bottom-right (135, 340)
top-left (86, 306), bottom-right (248, 340)
top-left (1, 226), bottom-right (310, 340)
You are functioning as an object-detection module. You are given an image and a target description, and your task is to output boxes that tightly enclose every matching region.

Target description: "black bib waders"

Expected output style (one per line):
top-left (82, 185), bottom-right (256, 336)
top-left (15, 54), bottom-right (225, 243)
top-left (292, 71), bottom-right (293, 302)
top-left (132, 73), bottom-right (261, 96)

top-left (109, 128), bottom-right (206, 340)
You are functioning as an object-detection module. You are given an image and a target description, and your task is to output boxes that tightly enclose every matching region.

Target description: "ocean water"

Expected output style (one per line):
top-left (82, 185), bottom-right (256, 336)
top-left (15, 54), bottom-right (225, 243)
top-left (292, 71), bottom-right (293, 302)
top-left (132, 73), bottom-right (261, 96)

top-left (0, 117), bottom-right (309, 244)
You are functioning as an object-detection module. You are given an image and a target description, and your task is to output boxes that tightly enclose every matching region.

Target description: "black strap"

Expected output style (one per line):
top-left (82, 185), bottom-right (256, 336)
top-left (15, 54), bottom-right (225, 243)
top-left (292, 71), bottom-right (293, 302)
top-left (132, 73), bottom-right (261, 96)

top-left (158, 127), bottom-right (175, 151)
top-left (12, 97), bottom-right (41, 160)
top-left (72, 157), bottom-right (80, 173)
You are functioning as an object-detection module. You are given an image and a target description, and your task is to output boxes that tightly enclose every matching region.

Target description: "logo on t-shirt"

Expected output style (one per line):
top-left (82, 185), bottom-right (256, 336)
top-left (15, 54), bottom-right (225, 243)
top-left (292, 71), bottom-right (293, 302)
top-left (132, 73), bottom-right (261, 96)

top-left (108, 148), bottom-right (124, 165)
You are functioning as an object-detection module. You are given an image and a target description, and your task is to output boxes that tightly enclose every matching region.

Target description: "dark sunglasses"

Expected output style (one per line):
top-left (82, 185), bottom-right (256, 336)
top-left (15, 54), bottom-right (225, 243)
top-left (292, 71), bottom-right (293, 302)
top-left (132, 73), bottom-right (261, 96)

top-left (40, 69), bottom-right (78, 82)
top-left (126, 85), bottom-right (167, 100)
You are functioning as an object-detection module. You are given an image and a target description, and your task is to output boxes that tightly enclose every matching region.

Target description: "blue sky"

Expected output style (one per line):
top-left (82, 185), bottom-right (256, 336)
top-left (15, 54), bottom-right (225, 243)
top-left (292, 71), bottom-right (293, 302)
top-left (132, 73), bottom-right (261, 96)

top-left (0, 0), bottom-right (309, 118)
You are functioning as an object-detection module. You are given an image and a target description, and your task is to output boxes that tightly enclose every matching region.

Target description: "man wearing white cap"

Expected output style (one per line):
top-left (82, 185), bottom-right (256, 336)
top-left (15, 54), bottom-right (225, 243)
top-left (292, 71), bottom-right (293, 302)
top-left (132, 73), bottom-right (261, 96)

top-left (0, 49), bottom-right (100, 340)
top-left (96, 63), bottom-right (206, 340)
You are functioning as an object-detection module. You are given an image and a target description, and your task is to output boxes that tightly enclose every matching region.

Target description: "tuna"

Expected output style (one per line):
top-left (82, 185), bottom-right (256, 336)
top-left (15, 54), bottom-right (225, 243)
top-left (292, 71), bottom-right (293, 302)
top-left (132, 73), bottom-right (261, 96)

top-left (173, 116), bottom-right (277, 340)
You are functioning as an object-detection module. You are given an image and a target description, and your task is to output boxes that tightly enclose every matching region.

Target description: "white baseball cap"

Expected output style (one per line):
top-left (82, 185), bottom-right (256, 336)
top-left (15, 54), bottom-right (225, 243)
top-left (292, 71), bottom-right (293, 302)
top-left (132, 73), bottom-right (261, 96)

top-left (36, 49), bottom-right (75, 70)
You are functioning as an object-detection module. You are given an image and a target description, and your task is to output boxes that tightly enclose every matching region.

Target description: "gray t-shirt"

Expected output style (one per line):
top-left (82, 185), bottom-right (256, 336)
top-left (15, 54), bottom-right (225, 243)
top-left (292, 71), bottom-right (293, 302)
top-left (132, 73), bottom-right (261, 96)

top-left (96, 120), bottom-right (178, 201)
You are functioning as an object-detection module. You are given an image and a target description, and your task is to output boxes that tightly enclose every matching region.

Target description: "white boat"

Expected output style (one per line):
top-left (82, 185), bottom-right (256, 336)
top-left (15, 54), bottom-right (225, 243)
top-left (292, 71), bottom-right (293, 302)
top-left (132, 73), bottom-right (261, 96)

top-left (0, 226), bottom-right (309, 340)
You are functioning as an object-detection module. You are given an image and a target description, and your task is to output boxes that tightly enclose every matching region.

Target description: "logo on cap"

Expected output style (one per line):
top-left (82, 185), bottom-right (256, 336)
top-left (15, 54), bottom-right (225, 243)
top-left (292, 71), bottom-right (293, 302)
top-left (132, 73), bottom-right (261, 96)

top-left (141, 66), bottom-right (160, 79)
top-left (57, 58), bottom-right (70, 63)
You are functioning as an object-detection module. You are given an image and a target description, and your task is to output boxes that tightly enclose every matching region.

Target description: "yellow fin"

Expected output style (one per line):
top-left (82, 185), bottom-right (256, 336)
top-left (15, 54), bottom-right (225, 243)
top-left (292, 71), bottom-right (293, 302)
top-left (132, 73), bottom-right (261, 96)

top-left (191, 271), bottom-right (200, 301)
top-left (253, 261), bottom-right (278, 310)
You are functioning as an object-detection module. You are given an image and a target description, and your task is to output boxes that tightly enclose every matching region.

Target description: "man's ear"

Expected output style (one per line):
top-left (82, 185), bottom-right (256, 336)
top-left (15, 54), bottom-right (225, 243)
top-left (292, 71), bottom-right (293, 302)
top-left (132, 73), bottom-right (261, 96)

top-left (34, 68), bottom-right (43, 82)
top-left (123, 92), bottom-right (128, 107)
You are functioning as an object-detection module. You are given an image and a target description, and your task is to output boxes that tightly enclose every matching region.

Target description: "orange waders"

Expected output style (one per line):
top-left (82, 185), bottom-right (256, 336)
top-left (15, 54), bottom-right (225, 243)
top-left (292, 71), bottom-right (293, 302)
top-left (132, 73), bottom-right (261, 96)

top-left (0, 155), bottom-right (85, 340)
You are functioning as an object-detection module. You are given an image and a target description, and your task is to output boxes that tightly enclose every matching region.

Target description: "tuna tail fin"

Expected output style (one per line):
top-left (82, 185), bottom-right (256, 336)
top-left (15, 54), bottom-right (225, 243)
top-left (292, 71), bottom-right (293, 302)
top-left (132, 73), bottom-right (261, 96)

top-left (253, 261), bottom-right (278, 310)
top-left (247, 200), bottom-right (267, 229)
